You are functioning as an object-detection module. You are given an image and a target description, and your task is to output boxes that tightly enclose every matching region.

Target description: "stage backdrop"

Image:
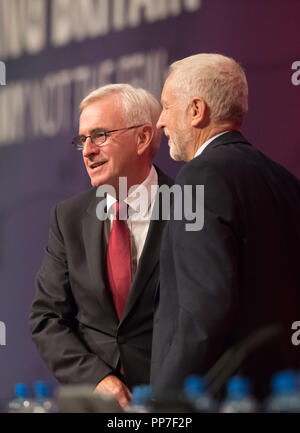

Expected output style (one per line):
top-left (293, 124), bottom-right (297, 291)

top-left (0, 0), bottom-right (300, 406)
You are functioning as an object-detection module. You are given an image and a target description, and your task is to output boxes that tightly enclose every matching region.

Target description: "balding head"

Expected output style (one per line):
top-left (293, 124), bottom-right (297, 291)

top-left (169, 53), bottom-right (248, 127)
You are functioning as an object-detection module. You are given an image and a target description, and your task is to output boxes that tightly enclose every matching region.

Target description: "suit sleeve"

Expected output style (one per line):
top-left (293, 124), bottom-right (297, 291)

top-left (29, 205), bottom-right (114, 386)
top-left (155, 163), bottom-right (241, 389)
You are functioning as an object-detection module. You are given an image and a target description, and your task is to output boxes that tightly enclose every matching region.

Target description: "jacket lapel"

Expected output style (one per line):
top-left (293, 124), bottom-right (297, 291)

top-left (199, 130), bottom-right (251, 156)
top-left (120, 168), bottom-right (173, 324)
top-left (82, 192), bottom-right (119, 323)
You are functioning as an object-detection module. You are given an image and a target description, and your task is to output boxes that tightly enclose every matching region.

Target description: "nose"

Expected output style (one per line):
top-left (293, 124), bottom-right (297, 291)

top-left (82, 136), bottom-right (100, 158)
top-left (156, 111), bottom-right (165, 130)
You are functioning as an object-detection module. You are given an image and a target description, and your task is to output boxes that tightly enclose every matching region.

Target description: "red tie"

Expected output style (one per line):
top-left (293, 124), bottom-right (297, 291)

top-left (107, 201), bottom-right (132, 320)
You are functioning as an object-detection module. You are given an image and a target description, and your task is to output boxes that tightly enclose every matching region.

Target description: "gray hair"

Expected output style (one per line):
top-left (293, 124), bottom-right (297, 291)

top-left (79, 84), bottom-right (162, 158)
top-left (170, 53), bottom-right (248, 127)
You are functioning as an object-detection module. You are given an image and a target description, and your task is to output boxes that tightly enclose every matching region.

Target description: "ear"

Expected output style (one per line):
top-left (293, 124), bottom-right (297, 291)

top-left (136, 125), bottom-right (153, 156)
top-left (190, 97), bottom-right (206, 127)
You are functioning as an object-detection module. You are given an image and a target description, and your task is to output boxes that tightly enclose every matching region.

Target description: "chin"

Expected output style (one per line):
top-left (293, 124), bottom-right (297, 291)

top-left (90, 175), bottom-right (108, 187)
top-left (170, 148), bottom-right (183, 162)
top-left (90, 172), bottom-right (117, 189)
top-left (168, 140), bottom-right (181, 161)
top-left (91, 180), bottom-right (100, 187)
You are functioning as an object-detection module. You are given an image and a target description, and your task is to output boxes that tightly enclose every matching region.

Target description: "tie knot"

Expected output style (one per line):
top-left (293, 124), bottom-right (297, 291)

top-left (113, 201), bottom-right (128, 220)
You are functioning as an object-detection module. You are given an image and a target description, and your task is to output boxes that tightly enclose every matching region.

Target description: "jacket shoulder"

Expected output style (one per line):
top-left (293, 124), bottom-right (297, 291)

top-left (55, 187), bottom-right (98, 220)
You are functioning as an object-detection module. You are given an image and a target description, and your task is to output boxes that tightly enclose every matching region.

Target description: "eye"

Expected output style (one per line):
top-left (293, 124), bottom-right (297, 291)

top-left (93, 131), bottom-right (105, 140)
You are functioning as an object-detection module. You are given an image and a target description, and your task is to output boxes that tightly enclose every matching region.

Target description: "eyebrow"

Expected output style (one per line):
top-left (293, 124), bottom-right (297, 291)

top-left (91, 127), bottom-right (108, 134)
top-left (79, 127), bottom-right (107, 136)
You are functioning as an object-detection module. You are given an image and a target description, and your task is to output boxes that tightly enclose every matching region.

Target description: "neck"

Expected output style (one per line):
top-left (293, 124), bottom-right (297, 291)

top-left (191, 122), bottom-right (239, 160)
top-left (115, 162), bottom-right (152, 200)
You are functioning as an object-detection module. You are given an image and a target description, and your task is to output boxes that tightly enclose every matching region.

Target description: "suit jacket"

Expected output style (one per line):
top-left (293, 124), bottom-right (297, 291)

top-left (29, 166), bottom-right (173, 389)
top-left (151, 131), bottom-right (300, 398)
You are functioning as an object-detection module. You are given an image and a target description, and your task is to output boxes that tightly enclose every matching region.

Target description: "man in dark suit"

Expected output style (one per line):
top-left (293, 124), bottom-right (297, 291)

top-left (29, 84), bottom-right (172, 408)
top-left (150, 53), bottom-right (300, 398)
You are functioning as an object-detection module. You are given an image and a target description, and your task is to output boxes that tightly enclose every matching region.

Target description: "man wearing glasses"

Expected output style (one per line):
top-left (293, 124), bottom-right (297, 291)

top-left (29, 84), bottom-right (172, 408)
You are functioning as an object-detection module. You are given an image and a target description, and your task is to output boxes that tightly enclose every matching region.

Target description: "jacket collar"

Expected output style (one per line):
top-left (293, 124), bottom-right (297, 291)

top-left (198, 130), bottom-right (251, 157)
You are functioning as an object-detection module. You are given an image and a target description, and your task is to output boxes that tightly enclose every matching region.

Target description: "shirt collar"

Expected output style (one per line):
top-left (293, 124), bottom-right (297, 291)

top-left (106, 165), bottom-right (158, 218)
top-left (194, 131), bottom-right (230, 159)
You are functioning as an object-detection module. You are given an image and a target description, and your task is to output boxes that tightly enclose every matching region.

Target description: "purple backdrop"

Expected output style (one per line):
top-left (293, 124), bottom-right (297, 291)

top-left (0, 0), bottom-right (300, 407)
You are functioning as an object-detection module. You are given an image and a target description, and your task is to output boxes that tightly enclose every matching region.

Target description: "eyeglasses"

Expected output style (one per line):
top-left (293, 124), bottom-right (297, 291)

top-left (72, 124), bottom-right (145, 151)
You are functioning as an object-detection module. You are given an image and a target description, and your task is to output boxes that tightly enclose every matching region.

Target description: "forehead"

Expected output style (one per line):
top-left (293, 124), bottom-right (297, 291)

top-left (161, 73), bottom-right (178, 105)
top-left (79, 95), bottom-right (123, 132)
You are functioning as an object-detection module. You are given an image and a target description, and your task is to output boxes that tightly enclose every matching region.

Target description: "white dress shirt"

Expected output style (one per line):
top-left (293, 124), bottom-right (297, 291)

top-left (194, 131), bottom-right (230, 159)
top-left (104, 165), bottom-right (158, 278)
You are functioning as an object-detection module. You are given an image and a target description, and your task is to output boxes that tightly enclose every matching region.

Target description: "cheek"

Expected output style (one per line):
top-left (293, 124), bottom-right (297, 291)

top-left (109, 149), bottom-right (125, 171)
top-left (168, 111), bottom-right (180, 129)
top-left (83, 155), bottom-right (89, 168)
top-left (168, 121), bottom-right (179, 137)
